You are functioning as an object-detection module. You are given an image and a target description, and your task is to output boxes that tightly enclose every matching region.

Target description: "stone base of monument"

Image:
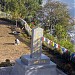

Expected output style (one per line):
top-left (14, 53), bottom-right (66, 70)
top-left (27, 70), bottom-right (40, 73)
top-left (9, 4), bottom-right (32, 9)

top-left (21, 54), bottom-right (50, 66)
top-left (12, 54), bottom-right (58, 75)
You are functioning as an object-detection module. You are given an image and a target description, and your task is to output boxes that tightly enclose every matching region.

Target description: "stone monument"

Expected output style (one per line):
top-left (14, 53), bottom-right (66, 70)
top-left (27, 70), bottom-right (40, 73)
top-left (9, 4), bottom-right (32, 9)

top-left (12, 27), bottom-right (58, 75)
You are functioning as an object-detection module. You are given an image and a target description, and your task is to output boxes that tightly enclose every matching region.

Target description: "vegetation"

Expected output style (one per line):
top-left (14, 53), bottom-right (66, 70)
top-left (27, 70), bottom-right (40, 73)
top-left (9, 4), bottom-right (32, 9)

top-left (40, 1), bottom-right (74, 52)
top-left (0, 0), bottom-right (42, 26)
top-left (55, 24), bottom-right (67, 40)
top-left (4, 0), bottom-right (41, 18)
top-left (36, 1), bottom-right (70, 30)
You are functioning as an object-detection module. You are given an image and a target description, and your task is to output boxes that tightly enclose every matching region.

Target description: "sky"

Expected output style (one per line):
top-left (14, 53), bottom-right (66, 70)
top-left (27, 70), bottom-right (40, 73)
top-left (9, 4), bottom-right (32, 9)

top-left (42, 0), bottom-right (75, 18)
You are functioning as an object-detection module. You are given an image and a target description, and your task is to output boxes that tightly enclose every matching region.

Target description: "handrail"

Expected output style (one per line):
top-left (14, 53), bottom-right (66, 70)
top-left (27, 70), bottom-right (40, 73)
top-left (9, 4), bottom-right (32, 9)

top-left (19, 18), bottom-right (32, 36)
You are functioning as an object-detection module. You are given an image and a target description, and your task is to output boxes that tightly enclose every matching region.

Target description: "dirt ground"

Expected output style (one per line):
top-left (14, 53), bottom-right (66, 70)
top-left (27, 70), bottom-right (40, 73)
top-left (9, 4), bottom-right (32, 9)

top-left (0, 20), bottom-right (30, 63)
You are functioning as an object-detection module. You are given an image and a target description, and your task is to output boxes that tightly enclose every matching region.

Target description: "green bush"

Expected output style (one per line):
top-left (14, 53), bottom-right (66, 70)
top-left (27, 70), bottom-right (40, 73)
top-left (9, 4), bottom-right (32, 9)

top-left (59, 40), bottom-right (74, 52)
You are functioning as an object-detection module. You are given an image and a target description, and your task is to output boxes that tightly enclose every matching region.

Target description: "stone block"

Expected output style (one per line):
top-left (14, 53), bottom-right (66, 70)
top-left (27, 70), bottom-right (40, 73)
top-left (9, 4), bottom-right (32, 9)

top-left (14, 58), bottom-right (57, 75)
top-left (21, 54), bottom-right (50, 66)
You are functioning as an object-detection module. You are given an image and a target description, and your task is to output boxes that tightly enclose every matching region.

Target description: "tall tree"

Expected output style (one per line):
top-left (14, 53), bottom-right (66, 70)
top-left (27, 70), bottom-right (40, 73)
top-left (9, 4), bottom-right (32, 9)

top-left (41, 1), bottom-right (70, 34)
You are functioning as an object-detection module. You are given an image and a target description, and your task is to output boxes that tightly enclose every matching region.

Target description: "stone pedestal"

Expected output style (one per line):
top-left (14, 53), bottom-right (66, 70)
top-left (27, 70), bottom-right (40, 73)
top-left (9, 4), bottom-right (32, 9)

top-left (12, 54), bottom-right (57, 75)
top-left (21, 54), bottom-right (50, 66)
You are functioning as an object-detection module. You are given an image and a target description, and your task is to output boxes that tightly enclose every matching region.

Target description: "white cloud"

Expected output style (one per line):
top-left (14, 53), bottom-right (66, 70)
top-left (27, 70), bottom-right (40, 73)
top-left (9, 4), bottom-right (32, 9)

top-left (67, 6), bottom-right (72, 9)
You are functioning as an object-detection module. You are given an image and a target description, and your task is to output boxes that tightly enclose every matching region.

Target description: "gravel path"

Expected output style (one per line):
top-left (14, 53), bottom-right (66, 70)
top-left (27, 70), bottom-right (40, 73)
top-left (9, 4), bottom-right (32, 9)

top-left (0, 20), bottom-right (30, 63)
